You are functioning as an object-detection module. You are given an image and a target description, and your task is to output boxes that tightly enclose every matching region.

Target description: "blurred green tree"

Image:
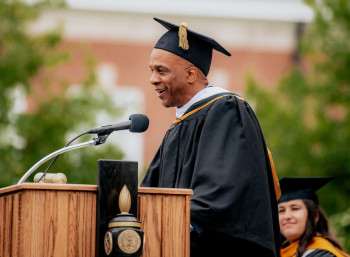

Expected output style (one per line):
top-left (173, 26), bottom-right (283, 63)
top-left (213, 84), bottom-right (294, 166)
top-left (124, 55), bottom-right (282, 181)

top-left (0, 0), bottom-right (125, 187)
top-left (245, 0), bottom-right (350, 250)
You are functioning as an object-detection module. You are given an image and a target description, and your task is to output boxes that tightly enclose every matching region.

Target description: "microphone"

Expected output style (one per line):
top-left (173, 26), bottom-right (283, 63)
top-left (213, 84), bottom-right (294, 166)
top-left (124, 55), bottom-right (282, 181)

top-left (87, 114), bottom-right (149, 134)
top-left (18, 114), bottom-right (149, 184)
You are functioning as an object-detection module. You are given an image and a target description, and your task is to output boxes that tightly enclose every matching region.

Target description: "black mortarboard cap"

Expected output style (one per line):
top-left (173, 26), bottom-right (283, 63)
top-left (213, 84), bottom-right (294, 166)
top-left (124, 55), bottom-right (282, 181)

top-left (153, 17), bottom-right (231, 76)
top-left (278, 177), bottom-right (334, 204)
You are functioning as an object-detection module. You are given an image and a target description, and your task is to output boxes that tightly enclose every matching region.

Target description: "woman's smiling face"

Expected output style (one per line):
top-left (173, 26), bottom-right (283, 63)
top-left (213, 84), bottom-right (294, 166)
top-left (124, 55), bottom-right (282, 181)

top-left (278, 199), bottom-right (308, 243)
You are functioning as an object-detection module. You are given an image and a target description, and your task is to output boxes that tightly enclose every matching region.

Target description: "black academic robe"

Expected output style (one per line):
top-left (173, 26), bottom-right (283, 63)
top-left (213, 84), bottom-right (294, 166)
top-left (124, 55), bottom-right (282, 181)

top-left (141, 92), bottom-right (280, 256)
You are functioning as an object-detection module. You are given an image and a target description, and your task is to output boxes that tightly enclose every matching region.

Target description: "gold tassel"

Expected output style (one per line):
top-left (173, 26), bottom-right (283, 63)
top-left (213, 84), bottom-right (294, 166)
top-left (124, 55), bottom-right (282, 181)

top-left (178, 22), bottom-right (189, 50)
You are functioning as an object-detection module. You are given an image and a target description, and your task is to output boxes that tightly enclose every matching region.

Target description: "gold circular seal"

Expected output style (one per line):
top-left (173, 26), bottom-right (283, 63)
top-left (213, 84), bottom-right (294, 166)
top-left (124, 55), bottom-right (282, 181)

top-left (117, 230), bottom-right (141, 254)
top-left (104, 231), bottom-right (113, 255)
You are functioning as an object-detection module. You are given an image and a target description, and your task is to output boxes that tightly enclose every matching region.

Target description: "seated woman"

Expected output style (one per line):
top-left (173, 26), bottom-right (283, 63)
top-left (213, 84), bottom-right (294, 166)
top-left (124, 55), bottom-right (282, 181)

top-left (278, 177), bottom-right (349, 257)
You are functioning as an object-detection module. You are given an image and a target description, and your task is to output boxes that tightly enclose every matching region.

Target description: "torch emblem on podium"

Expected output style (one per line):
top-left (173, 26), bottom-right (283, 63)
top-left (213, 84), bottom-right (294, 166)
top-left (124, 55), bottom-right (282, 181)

top-left (104, 185), bottom-right (144, 257)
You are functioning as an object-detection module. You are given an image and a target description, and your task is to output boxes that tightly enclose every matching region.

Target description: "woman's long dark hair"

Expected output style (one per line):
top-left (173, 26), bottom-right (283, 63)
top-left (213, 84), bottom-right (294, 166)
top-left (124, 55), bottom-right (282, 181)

top-left (296, 199), bottom-right (342, 257)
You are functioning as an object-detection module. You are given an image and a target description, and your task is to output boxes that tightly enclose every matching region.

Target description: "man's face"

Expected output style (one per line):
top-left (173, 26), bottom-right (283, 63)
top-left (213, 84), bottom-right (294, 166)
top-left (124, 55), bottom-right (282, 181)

top-left (149, 49), bottom-right (191, 108)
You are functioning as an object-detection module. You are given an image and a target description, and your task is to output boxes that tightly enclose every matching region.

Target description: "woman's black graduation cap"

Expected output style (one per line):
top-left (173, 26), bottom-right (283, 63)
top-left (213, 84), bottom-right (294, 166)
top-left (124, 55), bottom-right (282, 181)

top-left (153, 17), bottom-right (231, 76)
top-left (278, 177), bottom-right (334, 204)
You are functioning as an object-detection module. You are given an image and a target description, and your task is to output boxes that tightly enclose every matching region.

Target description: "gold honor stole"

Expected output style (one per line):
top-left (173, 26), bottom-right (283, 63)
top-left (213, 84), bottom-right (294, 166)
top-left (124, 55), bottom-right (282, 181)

top-left (280, 237), bottom-right (350, 257)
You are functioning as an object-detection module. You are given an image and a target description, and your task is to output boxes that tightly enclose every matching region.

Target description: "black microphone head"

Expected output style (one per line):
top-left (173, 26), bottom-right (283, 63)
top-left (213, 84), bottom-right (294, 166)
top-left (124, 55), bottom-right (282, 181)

top-left (129, 114), bottom-right (149, 133)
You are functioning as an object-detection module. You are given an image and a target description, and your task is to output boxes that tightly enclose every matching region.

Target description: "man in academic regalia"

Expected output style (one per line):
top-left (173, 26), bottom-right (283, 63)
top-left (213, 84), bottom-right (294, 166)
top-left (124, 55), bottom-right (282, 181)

top-left (141, 17), bottom-right (281, 257)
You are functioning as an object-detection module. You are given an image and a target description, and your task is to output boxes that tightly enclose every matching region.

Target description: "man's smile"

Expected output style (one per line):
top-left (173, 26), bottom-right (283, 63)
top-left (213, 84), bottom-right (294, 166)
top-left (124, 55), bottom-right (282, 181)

top-left (157, 88), bottom-right (167, 97)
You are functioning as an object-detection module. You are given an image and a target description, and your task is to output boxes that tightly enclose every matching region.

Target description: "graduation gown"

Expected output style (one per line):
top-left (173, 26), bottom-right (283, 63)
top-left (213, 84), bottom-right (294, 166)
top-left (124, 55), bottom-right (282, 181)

top-left (141, 92), bottom-right (280, 256)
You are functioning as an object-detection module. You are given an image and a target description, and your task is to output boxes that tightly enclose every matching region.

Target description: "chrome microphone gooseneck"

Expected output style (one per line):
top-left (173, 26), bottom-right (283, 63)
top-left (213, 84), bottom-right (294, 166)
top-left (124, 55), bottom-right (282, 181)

top-left (17, 113), bottom-right (149, 185)
top-left (17, 139), bottom-right (98, 185)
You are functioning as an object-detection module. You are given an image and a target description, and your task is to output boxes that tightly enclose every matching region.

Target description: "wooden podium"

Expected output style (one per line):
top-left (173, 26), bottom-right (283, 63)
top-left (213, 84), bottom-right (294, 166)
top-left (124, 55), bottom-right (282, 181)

top-left (0, 183), bottom-right (192, 257)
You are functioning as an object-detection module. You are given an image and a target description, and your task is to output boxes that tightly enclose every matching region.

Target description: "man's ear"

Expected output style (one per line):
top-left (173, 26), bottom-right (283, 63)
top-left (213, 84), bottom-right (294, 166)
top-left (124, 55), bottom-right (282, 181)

top-left (186, 67), bottom-right (197, 84)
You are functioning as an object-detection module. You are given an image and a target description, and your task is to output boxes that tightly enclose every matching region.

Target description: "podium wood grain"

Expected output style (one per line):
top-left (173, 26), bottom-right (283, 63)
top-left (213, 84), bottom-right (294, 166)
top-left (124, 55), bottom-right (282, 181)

top-left (138, 187), bottom-right (192, 257)
top-left (0, 184), bottom-right (192, 257)
top-left (0, 184), bottom-right (96, 257)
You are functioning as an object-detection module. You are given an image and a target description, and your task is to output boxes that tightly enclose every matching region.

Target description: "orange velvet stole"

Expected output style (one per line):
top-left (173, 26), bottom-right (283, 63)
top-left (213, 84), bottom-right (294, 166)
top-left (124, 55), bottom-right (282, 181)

top-left (280, 237), bottom-right (350, 257)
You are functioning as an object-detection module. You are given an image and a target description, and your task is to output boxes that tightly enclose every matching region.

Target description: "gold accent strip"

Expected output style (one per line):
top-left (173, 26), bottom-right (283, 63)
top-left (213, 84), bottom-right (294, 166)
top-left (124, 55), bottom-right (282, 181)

top-left (108, 221), bottom-right (141, 228)
top-left (173, 94), bottom-right (246, 124)
top-left (173, 95), bottom-right (226, 124)
top-left (267, 147), bottom-right (281, 200)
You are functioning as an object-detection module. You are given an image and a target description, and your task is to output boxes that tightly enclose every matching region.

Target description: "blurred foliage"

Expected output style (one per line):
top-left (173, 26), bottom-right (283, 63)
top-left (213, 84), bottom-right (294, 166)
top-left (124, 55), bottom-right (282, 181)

top-left (245, 0), bottom-right (350, 251)
top-left (330, 206), bottom-right (350, 251)
top-left (0, 0), bottom-right (125, 187)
